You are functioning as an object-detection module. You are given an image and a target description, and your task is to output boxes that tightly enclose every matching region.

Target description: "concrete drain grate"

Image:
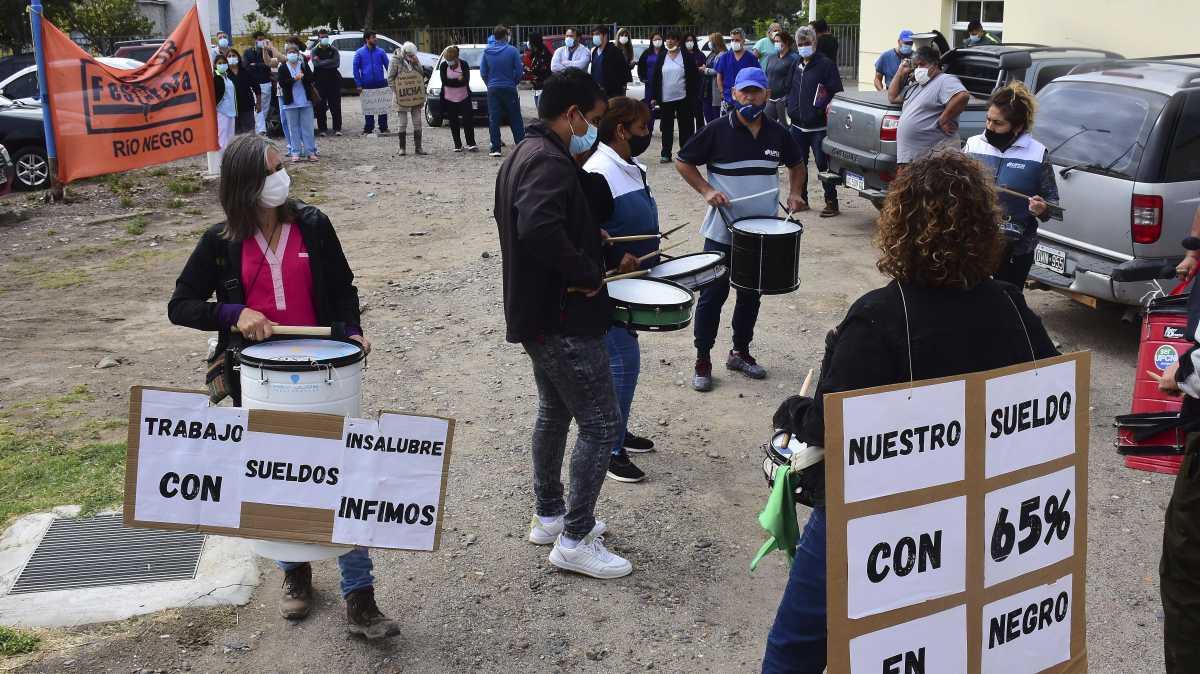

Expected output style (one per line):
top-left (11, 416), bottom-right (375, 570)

top-left (9, 514), bottom-right (205, 595)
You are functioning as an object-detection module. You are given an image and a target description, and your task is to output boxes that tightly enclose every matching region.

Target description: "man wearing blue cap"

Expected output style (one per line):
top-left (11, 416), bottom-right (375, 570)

top-left (675, 67), bottom-right (806, 392)
top-left (874, 29), bottom-right (914, 91)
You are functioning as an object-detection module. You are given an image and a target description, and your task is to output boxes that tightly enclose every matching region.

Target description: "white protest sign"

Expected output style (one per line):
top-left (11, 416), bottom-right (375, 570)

top-left (985, 360), bottom-right (1076, 478)
top-left (331, 413), bottom-right (450, 550)
top-left (841, 380), bottom-right (966, 503)
top-left (360, 86), bottom-right (394, 115)
top-left (239, 429), bottom-right (345, 509)
top-left (981, 575), bottom-right (1074, 674)
top-left (133, 390), bottom-right (246, 528)
top-left (984, 467), bottom-right (1076, 587)
top-left (846, 496), bottom-right (966, 618)
top-left (849, 604), bottom-right (967, 674)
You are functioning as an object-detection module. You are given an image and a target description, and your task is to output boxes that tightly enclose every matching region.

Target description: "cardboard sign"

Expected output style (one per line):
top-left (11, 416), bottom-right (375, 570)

top-left (360, 86), bottom-right (394, 115)
top-left (124, 387), bottom-right (453, 551)
top-left (825, 352), bottom-right (1089, 674)
top-left (40, 7), bottom-right (219, 183)
top-left (392, 70), bottom-right (425, 108)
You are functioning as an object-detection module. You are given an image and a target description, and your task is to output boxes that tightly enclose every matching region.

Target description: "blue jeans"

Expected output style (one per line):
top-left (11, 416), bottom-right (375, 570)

top-left (276, 548), bottom-right (374, 598)
top-left (363, 111), bottom-right (389, 133)
top-left (604, 326), bottom-right (640, 457)
top-left (762, 507), bottom-right (827, 674)
top-left (279, 100), bottom-right (293, 155)
top-left (487, 87), bottom-right (525, 153)
top-left (283, 105), bottom-right (317, 157)
top-left (693, 237), bottom-right (762, 359)
top-left (788, 127), bottom-right (837, 205)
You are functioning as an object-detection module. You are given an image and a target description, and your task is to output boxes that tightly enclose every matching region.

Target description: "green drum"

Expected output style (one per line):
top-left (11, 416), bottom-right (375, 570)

top-left (608, 278), bottom-right (695, 332)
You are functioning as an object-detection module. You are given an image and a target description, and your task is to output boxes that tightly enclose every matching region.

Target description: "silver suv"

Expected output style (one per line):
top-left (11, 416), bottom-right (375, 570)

top-left (1028, 56), bottom-right (1200, 305)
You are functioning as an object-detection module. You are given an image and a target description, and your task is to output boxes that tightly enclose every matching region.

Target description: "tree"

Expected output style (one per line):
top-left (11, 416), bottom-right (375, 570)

top-left (0, 0), bottom-right (72, 55)
top-left (69, 0), bottom-right (153, 55)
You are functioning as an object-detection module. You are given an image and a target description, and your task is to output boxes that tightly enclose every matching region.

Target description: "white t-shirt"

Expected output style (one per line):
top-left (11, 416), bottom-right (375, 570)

top-left (660, 51), bottom-right (686, 103)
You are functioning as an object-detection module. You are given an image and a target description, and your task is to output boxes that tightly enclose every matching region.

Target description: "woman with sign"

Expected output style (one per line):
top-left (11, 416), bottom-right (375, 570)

top-left (387, 42), bottom-right (429, 156)
top-left (760, 149), bottom-right (1058, 673)
top-left (166, 135), bottom-right (399, 639)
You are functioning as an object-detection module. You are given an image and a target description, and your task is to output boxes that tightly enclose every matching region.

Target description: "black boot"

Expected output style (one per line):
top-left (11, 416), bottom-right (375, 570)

top-left (345, 587), bottom-right (401, 640)
top-left (414, 130), bottom-right (428, 155)
top-left (397, 132), bottom-right (407, 156)
top-left (279, 563), bottom-right (313, 620)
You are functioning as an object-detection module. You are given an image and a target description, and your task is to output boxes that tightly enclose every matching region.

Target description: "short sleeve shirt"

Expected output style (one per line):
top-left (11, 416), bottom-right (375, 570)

top-left (754, 36), bottom-right (777, 59)
top-left (897, 73), bottom-right (967, 163)
top-left (676, 113), bottom-right (801, 244)
top-left (874, 49), bottom-right (903, 86)
top-left (714, 50), bottom-right (761, 103)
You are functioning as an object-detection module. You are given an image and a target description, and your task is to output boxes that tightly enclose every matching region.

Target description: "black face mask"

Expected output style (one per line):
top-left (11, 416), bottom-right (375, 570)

top-left (628, 130), bottom-right (652, 158)
top-left (985, 127), bottom-right (1017, 150)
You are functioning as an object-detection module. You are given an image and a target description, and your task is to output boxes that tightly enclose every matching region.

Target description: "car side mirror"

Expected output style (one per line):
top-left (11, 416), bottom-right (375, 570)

top-left (998, 52), bottom-right (1032, 72)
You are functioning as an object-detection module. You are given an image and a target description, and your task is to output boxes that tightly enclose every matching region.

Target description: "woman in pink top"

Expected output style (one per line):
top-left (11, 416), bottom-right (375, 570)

top-left (437, 45), bottom-right (478, 151)
top-left (167, 135), bottom-right (397, 641)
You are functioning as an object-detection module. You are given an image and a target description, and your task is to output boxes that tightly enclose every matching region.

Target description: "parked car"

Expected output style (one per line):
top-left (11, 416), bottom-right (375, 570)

top-left (304, 32), bottom-right (436, 89)
top-left (0, 53), bottom-right (35, 82)
top-left (1026, 56), bottom-right (1200, 306)
top-left (0, 94), bottom-right (48, 190)
top-left (821, 45), bottom-right (1121, 207)
top-left (112, 39), bottom-right (163, 63)
top-left (0, 57), bottom-right (144, 105)
top-left (425, 45), bottom-right (489, 127)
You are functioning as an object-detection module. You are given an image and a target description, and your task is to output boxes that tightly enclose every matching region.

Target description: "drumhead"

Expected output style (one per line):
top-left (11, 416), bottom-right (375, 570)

top-left (608, 278), bottom-right (693, 305)
top-left (238, 339), bottom-right (364, 370)
top-left (648, 252), bottom-right (725, 279)
top-left (733, 217), bottom-right (802, 236)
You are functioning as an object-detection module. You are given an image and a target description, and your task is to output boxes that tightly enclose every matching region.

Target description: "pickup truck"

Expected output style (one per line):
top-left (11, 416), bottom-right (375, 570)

top-left (821, 45), bottom-right (1122, 207)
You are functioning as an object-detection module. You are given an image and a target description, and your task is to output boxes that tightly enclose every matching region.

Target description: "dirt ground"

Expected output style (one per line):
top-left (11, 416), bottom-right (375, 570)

top-left (1, 93), bottom-right (1173, 673)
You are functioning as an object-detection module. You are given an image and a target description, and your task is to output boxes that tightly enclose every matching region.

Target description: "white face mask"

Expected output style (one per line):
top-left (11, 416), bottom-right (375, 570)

top-left (618, 35), bottom-right (629, 45)
top-left (685, 40), bottom-right (694, 49)
top-left (731, 40), bottom-right (744, 52)
top-left (259, 168), bottom-right (291, 208)
top-left (652, 39), bottom-right (663, 48)
top-left (914, 67), bottom-right (931, 85)
top-left (227, 57), bottom-right (239, 66)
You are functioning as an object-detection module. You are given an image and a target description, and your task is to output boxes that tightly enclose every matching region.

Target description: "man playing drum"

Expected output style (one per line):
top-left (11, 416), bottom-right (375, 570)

top-left (675, 67), bottom-right (806, 392)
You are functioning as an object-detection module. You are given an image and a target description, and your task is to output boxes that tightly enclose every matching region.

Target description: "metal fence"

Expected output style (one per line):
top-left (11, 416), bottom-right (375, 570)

top-left (379, 23), bottom-right (701, 54)
top-left (829, 23), bottom-right (860, 78)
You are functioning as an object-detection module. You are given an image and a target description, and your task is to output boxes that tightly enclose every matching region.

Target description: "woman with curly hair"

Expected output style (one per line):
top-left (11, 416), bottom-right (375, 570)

top-left (759, 149), bottom-right (1059, 674)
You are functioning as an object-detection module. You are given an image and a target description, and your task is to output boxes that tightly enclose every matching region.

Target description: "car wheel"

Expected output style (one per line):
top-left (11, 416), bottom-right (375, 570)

top-left (425, 103), bottom-right (442, 128)
top-left (12, 145), bottom-right (48, 191)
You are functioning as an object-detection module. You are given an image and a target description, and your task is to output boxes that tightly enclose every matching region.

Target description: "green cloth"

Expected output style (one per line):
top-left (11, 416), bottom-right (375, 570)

top-left (751, 464), bottom-right (799, 570)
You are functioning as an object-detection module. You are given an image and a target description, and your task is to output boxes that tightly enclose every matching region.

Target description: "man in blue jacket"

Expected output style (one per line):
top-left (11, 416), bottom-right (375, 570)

top-left (480, 25), bottom-right (526, 157)
top-left (787, 26), bottom-right (844, 218)
top-left (353, 31), bottom-right (391, 136)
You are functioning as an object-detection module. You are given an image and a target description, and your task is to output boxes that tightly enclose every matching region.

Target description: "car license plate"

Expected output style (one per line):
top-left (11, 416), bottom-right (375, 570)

top-left (1034, 244), bottom-right (1067, 275)
top-left (845, 171), bottom-right (866, 192)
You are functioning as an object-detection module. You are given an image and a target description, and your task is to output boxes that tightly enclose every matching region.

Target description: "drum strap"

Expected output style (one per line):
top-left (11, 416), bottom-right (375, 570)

top-left (1003, 291), bottom-right (1037, 363)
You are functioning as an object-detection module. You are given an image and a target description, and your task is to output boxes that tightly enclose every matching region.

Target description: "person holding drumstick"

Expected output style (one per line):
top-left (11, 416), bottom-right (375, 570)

top-left (760, 150), bottom-right (1057, 673)
top-left (963, 82), bottom-right (1058, 289)
top-left (584, 97), bottom-right (658, 483)
top-left (167, 135), bottom-right (399, 640)
top-left (675, 67), bottom-right (806, 392)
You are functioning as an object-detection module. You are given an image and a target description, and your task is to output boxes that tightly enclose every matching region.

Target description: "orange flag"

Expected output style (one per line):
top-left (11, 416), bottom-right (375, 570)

top-left (40, 6), bottom-right (219, 183)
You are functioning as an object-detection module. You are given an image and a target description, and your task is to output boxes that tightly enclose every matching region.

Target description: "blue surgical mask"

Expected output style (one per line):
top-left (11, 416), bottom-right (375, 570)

top-left (286, 52), bottom-right (299, 63)
top-left (798, 46), bottom-right (815, 58)
top-left (966, 35), bottom-right (982, 46)
top-left (565, 37), bottom-right (575, 47)
top-left (218, 38), bottom-right (229, 49)
top-left (569, 111), bottom-right (598, 154)
top-left (216, 63), bottom-right (228, 74)
top-left (320, 37), bottom-right (331, 46)
top-left (736, 100), bottom-right (765, 122)
top-left (592, 35), bottom-right (602, 46)
top-left (899, 44), bottom-right (913, 55)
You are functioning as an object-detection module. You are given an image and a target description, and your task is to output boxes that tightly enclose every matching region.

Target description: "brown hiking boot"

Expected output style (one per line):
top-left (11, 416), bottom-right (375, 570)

top-left (279, 563), bottom-right (313, 620)
top-left (819, 200), bottom-right (840, 218)
top-left (345, 587), bottom-right (401, 640)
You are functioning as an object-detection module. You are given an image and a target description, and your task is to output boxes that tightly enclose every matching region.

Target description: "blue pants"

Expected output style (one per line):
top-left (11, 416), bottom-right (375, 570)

top-left (693, 237), bottom-right (762, 358)
top-left (762, 507), bottom-right (827, 674)
top-left (789, 127), bottom-right (837, 205)
top-left (363, 114), bottom-right (389, 133)
top-left (487, 87), bottom-right (525, 153)
top-left (279, 100), bottom-right (293, 155)
top-left (276, 548), bottom-right (374, 598)
top-left (604, 326), bottom-right (640, 457)
top-left (283, 105), bottom-right (316, 157)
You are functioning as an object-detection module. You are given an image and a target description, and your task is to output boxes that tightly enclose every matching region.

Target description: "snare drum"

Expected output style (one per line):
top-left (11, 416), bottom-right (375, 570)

top-left (608, 278), bottom-right (695, 332)
top-left (729, 217), bottom-right (803, 295)
top-left (647, 252), bottom-right (728, 291)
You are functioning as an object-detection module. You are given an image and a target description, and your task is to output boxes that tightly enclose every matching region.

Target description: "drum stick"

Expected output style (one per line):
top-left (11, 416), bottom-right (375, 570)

top-left (660, 222), bottom-right (688, 239)
top-left (605, 234), bottom-right (662, 244)
top-left (605, 240), bottom-right (691, 275)
top-left (567, 269), bottom-right (650, 293)
top-left (231, 325), bottom-right (332, 337)
top-left (995, 186), bottom-right (1065, 218)
top-left (799, 368), bottom-right (815, 397)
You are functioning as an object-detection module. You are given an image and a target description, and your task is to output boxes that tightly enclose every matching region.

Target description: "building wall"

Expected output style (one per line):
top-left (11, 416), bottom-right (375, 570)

top-left (856, 0), bottom-right (1195, 88)
top-left (159, 0), bottom-right (286, 38)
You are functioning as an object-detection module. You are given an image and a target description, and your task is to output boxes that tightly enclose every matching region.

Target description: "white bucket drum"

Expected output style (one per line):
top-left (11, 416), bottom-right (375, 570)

top-left (237, 338), bottom-right (366, 561)
top-left (647, 252), bottom-right (728, 291)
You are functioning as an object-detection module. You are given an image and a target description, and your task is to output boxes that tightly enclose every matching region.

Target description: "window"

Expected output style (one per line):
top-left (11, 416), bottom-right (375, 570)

top-left (1165, 93), bottom-right (1200, 181)
top-left (378, 38), bottom-right (400, 54)
top-left (334, 38), bottom-right (361, 51)
top-left (953, 1), bottom-right (1004, 47)
top-left (1033, 82), bottom-right (1168, 179)
top-left (2, 72), bottom-right (38, 101)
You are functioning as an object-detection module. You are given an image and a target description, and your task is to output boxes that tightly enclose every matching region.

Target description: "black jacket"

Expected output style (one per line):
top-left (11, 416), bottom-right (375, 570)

top-left (277, 61), bottom-right (319, 106)
top-left (636, 47), bottom-right (662, 84)
top-left (786, 52), bottom-right (843, 129)
top-left (494, 121), bottom-right (610, 343)
top-left (590, 42), bottom-right (631, 98)
top-left (649, 49), bottom-right (700, 104)
top-left (438, 58), bottom-right (471, 102)
top-left (242, 45), bottom-right (274, 85)
top-left (167, 201), bottom-right (361, 360)
top-left (775, 279), bottom-right (1058, 504)
top-left (229, 68), bottom-right (259, 115)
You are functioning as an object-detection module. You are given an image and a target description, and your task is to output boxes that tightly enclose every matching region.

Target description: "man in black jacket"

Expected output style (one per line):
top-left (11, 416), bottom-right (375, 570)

top-left (589, 24), bottom-right (630, 98)
top-left (311, 28), bottom-right (343, 136)
top-left (242, 31), bottom-right (278, 135)
top-left (787, 27), bottom-right (844, 217)
top-left (494, 69), bottom-right (631, 580)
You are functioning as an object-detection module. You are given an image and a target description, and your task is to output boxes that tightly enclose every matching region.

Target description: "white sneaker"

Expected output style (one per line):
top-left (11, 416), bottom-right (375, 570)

top-left (548, 534), bottom-right (632, 579)
top-left (528, 515), bottom-right (606, 545)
